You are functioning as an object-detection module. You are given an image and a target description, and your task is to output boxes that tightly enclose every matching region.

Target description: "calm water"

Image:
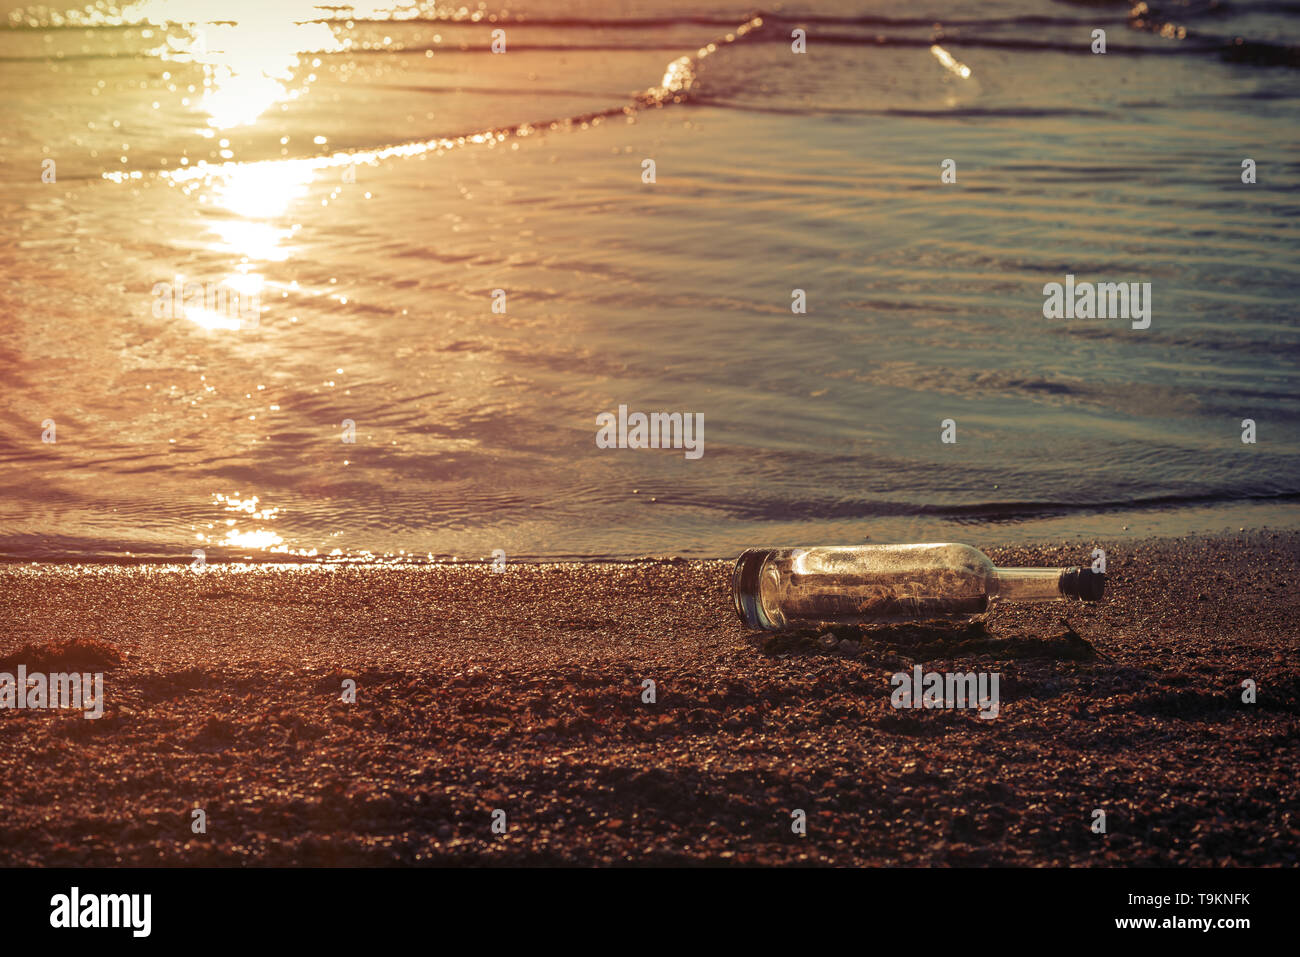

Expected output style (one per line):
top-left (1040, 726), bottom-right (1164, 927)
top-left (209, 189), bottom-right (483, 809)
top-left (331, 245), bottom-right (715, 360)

top-left (1, 0), bottom-right (1298, 562)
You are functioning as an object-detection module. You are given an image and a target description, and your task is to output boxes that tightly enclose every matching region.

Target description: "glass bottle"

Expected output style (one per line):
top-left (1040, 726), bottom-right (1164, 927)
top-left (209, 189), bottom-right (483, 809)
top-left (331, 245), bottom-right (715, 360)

top-left (733, 543), bottom-right (1105, 631)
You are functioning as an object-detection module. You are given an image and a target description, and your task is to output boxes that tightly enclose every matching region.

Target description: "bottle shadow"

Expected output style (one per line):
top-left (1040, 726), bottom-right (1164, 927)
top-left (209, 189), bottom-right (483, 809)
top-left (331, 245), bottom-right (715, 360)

top-left (746, 618), bottom-right (1106, 664)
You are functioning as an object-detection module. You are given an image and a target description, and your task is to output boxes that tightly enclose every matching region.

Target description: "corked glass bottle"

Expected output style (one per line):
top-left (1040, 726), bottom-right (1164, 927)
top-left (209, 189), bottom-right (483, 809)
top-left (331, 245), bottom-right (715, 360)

top-left (733, 543), bottom-right (1104, 631)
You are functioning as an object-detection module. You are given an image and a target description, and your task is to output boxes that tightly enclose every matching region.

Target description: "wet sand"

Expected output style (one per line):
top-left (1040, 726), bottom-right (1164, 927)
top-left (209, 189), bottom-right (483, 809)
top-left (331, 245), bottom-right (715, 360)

top-left (0, 531), bottom-right (1296, 866)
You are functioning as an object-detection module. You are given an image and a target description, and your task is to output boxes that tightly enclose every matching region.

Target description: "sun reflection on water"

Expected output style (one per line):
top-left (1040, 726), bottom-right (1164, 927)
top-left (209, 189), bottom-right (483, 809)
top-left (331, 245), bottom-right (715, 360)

top-left (130, 0), bottom-right (345, 129)
top-left (210, 161), bottom-right (313, 219)
top-left (206, 220), bottom-right (292, 261)
top-left (200, 493), bottom-right (311, 555)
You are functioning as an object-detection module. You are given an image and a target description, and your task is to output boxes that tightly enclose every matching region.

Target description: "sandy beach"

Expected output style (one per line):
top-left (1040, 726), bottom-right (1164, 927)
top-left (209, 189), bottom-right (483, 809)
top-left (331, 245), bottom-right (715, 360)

top-left (0, 531), bottom-right (1295, 866)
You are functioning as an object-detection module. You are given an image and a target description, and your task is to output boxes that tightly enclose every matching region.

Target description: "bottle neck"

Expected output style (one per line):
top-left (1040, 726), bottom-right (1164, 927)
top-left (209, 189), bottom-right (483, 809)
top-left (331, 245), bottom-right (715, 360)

top-left (992, 567), bottom-right (1065, 603)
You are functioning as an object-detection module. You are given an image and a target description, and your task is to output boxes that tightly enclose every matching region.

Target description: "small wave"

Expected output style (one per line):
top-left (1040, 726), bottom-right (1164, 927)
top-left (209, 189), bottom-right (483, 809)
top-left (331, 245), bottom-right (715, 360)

top-left (713, 490), bottom-right (1300, 524)
top-left (689, 97), bottom-right (1111, 118)
top-left (10, 1), bottom-right (1299, 70)
top-left (103, 15), bottom-right (766, 185)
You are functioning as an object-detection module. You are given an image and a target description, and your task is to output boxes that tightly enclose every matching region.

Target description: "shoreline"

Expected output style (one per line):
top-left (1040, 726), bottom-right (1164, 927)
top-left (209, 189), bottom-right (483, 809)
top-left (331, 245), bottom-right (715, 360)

top-left (0, 530), bottom-right (1296, 866)
top-left (4, 499), bottom-right (1298, 566)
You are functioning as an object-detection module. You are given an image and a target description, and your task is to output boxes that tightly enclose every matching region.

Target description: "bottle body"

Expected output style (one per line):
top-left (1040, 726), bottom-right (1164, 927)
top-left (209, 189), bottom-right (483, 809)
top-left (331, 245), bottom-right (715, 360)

top-left (733, 543), bottom-right (1102, 631)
